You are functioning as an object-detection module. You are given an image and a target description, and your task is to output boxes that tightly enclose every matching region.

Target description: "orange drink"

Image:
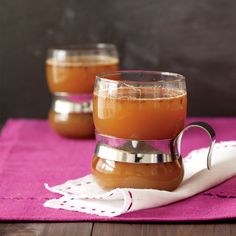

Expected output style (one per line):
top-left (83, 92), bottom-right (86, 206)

top-left (46, 55), bottom-right (119, 94)
top-left (49, 110), bottom-right (94, 139)
top-left (92, 155), bottom-right (184, 190)
top-left (46, 44), bottom-right (119, 138)
top-left (92, 72), bottom-right (216, 191)
top-left (93, 87), bottom-right (187, 140)
top-left (91, 71), bottom-right (187, 190)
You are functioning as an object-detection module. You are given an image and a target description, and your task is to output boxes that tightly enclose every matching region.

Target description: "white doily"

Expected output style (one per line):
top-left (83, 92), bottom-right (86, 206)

top-left (44, 141), bottom-right (236, 217)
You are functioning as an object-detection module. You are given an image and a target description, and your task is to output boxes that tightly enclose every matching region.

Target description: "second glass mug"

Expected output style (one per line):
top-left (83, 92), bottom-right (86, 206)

top-left (46, 43), bottom-right (119, 138)
top-left (92, 71), bottom-right (216, 190)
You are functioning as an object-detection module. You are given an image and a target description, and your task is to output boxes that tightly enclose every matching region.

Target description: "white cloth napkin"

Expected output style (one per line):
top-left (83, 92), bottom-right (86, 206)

top-left (44, 141), bottom-right (236, 217)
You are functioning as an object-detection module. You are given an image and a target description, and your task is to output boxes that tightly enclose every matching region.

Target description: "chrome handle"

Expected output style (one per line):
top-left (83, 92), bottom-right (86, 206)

top-left (170, 122), bottom-right (216, 169)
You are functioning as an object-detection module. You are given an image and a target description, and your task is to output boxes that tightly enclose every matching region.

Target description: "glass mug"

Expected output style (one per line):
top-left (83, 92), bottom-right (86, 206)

top-left (46, 44), bottom-right (119, 138)
top-left (91, 71), bottom-right (215, 190)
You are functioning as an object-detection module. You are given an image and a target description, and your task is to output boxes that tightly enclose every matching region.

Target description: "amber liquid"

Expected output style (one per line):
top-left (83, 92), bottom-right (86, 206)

top-left (49, 110), bottom-right (94, 139)
top-left (92, 87), bottom-right (186, 190)
top-left (46, 55), bottom-right (119, 93)
top-left (92, 156), bottom-right (184, 190)
top-left (93, 87), bottom-right (187, 140)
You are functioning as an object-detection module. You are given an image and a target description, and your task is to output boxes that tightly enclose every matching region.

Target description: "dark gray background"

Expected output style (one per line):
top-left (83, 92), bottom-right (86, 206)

top-left (0, 0), bottom-right (236, 121)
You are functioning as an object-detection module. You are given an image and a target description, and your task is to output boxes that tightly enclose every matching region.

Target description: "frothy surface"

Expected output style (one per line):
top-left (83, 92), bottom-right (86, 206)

top-left (95, 87), bottom-right (186, 100)
top-left (47, 55), bottom-right (119, 67)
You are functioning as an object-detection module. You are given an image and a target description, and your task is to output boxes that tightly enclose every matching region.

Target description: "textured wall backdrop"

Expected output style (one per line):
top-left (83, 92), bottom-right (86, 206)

top-left (0, 0), bottom-right (236, 120)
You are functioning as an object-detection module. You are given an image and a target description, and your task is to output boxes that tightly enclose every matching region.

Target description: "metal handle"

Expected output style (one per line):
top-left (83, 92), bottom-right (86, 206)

top-left (170, 122), bottom-right (216, 170)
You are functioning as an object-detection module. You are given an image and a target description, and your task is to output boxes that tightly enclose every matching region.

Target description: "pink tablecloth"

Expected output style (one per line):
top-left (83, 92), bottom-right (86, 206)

top-left (0, 118), bottom-right (236, 222)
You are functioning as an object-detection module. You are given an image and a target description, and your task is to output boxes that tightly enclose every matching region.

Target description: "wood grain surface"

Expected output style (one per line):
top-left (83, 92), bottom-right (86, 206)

top-left (1, 222), bottom-right (236, 236)
top-left (0, 223), bottom-right (93, 236)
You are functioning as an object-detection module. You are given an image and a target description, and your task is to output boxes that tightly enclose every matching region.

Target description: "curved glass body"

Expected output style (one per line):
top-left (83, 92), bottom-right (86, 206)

top-left (46, 44), bottom-right (119, 138)
top-left (92, 155), bottom-right (184, 190)
top-left (92, 71), bottom-right (187, 190)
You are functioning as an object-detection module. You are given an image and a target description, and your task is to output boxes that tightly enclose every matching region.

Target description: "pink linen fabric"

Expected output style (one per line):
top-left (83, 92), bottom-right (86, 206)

top-left (0, 118), bottom-right (236, 222)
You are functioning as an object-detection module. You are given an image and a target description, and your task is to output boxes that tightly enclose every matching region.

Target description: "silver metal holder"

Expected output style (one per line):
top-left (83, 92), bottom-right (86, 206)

top-left (95, 133), bottom-right (179, 164)
top-left (171, 121), bottom-right (216, 169)
top-left (95, 141), bottom-right (179, 164)
top-left (95, 122), bottom-right (216, 167)
top-left (51, 92), bottom-right (92, 114)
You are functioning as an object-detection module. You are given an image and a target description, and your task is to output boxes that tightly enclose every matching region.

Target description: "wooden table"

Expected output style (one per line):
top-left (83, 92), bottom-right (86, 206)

top-left (1, 221), bottom-right (236, 235)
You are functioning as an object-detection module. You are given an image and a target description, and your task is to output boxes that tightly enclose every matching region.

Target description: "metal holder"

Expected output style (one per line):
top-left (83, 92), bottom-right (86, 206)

top-left (170, 122), bottom-right (216, 169)
top-left (51, 92), bottom-right (92, 114)
top-left (95, 122), bottom-right (216, 168)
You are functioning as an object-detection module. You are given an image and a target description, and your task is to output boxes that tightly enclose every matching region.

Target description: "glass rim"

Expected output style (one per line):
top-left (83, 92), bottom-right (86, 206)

top-left (48, 43), bottom-right (117, 53)
top-left (96, 70), bottom-right (186, 84)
